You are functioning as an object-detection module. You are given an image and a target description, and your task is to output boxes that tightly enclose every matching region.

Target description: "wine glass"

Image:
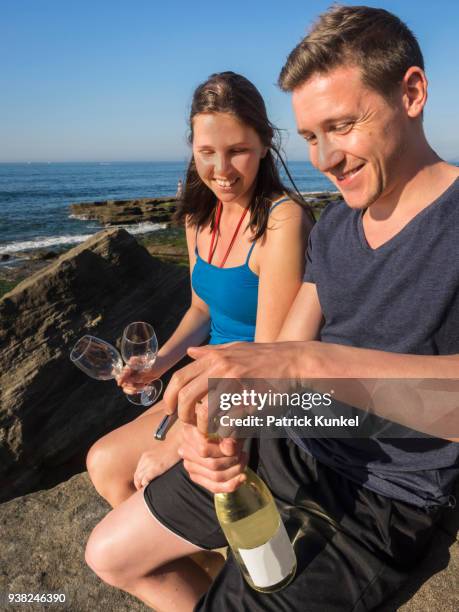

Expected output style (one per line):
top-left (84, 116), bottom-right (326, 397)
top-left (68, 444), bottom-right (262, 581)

top-left (120, 321), bottom-right (163, 406)
top-left (70, 335), bottom-right (123, 381)
top-left (70, 334), bottom-right (161, 407)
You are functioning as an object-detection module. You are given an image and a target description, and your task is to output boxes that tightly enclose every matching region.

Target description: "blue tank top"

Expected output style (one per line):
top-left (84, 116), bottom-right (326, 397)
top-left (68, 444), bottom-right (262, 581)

top-left (192, 198), bottom-right (289, 344)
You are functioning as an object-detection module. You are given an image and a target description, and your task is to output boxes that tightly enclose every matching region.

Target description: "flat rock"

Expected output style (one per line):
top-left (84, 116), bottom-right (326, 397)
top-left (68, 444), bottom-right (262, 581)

top-left (0, 473), bottom-right (456, 612)
top-left (70, 198), bottom-right (177, 225)
top-left (0, 472), bottom-right (148, 611)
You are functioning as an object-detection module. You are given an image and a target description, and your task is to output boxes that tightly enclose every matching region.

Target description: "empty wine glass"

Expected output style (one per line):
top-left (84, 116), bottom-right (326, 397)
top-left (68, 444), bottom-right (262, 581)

top-left (120, 321), bottom-right (163, 406)
top-left (70, 335), bottom-right (124, 380)
top-left (70, 333), bottom-right (162, 407)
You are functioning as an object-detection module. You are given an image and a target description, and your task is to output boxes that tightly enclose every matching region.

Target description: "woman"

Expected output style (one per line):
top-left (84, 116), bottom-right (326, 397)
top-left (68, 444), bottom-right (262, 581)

top-left (86, 72), bottom-right (313, 510)
top-left (85, 71), bottom-right (313, 608)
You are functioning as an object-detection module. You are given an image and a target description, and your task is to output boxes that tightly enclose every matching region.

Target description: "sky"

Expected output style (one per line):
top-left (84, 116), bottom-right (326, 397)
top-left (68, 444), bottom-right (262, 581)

top-left (1, 0), bottom-right (458, 162)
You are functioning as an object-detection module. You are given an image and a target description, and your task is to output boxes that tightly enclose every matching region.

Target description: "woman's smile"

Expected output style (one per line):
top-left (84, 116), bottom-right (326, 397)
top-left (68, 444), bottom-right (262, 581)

top-left (213, 177), bottom-right (239, 191)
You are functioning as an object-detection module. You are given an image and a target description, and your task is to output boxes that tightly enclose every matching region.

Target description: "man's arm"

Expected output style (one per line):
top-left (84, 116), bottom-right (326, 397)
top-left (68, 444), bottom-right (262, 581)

top-left (164, 339), bottom-right (459, 441)
top-left (164, 271), bottom-right (459, 441)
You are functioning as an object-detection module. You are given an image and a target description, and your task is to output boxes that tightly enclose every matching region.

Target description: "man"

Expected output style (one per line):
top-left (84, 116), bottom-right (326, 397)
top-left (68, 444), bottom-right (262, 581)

top-left (85, 6), bottom-right (458, 610)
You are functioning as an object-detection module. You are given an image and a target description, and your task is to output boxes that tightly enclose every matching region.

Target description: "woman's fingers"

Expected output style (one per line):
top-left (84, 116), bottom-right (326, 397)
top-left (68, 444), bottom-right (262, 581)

top-left (133, 470), bottom-right (143, 490)
top-left (117, 365), bottom-right (156, 388)
top-left (122, 382), bottom-right (146, 394)
top-left (134, 452), bottom-right (152, 489)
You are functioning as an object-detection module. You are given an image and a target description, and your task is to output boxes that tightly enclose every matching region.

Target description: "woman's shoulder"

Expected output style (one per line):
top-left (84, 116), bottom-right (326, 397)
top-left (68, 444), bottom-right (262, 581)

top-left (267, 194), bottom-right (311, 225)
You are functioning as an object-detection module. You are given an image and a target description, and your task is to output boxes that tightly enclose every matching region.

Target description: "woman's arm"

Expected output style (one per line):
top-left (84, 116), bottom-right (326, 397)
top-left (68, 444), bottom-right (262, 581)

top-left (153, 221), bottom-right (211, 376)
top-left (254, 201), bottom-right (313, 343)
top-left (277, 282), bottom-right (323, 341)
top-left (119, 222), bottom-right (211, 393)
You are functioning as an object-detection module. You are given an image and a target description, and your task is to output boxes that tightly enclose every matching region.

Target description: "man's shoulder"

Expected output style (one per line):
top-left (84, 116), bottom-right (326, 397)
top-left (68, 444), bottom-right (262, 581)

top-left (319, 196), bottom-right (350, 217)
top-left (440, 174), bottom-right (459, 203)
top-left (312, 197), bottom-right (352, 235)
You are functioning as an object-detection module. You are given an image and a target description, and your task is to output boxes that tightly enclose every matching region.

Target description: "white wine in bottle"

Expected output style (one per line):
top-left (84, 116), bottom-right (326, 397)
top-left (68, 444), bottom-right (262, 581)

top-left (214, 467), bottom-right (296, 592)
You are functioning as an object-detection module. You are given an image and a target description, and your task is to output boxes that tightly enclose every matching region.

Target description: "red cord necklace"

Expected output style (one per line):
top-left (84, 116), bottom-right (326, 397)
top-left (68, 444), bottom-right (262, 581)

top-left (208, 200), bottom-right (249, 268)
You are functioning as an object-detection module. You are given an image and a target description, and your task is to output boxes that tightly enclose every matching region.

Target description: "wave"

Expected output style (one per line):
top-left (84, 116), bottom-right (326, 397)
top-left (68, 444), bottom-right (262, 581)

top-left (123, 221), bottom-right (167, 235)
top-left (68, 214), bottom-right (90, 220)
top-left (0, 222), bottom-right (166, 255)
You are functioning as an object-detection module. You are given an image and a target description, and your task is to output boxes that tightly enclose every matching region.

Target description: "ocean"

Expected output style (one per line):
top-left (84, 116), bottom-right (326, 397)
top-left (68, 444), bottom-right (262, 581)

top-left (0, 161), bottom-right (334, 258)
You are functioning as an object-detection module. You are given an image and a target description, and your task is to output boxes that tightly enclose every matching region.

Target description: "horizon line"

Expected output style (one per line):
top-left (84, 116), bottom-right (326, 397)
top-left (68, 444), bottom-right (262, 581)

top-left (1, 159), bottom-right (458, 165)
top-left (0, 159), bottom-right (315, 165)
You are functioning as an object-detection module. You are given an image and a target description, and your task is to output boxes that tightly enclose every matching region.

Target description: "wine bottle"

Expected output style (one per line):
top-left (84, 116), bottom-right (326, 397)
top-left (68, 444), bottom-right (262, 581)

top-left (214, 467), bottom-right (296, 592)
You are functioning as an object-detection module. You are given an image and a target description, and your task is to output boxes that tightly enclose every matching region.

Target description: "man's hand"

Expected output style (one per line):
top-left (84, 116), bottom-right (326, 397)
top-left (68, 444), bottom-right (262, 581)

top-left (178, 423), bottom-right (248, 493)
top-left (163, 342), bottom-right (305, 423)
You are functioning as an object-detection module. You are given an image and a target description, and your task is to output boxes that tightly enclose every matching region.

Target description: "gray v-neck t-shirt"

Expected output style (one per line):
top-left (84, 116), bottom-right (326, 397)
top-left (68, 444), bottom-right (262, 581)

top-left (300, 177), bottom-right (459, 507)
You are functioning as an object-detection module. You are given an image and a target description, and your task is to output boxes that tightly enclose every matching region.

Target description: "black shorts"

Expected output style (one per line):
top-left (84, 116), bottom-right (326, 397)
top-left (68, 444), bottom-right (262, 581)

top-left (144, 438), bottom-right (440, 611)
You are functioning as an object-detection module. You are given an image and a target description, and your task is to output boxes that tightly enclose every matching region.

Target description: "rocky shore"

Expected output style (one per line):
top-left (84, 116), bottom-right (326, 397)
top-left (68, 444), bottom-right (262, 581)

top-left (68, 191), bottom-right (342, 226)
top-left (70, 196), bottom-right (178, 225)
top-left (0, 191), bottom-right (341, 298)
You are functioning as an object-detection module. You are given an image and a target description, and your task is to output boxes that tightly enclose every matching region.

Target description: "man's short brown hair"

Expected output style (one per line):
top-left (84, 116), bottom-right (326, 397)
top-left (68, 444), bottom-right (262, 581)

top-left (278, 4), bottom-right (424, 98)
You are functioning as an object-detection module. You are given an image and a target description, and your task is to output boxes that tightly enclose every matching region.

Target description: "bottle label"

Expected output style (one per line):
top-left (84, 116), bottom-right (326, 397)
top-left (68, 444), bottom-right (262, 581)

top-left (238, 521), bottom-right (296, 588)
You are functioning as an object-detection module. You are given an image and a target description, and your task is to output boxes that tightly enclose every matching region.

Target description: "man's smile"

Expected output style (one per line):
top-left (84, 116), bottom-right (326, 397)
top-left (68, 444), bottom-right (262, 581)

top-left (331, 163), bottom-right (366, 186)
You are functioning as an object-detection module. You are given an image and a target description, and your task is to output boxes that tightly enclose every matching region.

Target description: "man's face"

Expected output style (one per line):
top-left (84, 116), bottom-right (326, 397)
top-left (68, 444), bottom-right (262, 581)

top-left (292, 65), bottom-right (408, 209)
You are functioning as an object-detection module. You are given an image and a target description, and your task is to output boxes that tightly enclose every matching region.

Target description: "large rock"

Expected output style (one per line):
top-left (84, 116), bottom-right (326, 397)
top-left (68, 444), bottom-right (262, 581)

top-left (0, 473), bottom-right (456, 612)
top-left (70, 198), bottom-right (177, 225)
top-left (0, 229), bottom-right (190, 502)
top-left (0, 472), bottom-right (148, 611)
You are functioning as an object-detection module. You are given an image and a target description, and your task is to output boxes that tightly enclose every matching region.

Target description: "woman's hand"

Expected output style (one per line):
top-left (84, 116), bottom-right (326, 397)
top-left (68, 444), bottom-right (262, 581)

top-left (116, 355), bottom-right (166, 395)
top-left (133, 439), bottom-right (181, 489)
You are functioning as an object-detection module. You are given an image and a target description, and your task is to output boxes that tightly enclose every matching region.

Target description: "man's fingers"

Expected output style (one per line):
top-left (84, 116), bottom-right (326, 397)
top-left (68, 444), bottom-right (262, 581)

top-left (179, 439), bottom-right (228, 460)
top-left (219, 437), bottom-right (239, 456)
top-left (187, 341), bottom-right (242, 359)
top-left (196, 400), bottom-right (208, 435)
top-left (163, 361), bottom-right (209, 418)
top-left (183, 459), bottom-right (245, 483)
top-left (186, 471), bottom-right (246, 494)
top-left (180, 446), bottom-right (241, 471)
top-left (187, 344), bottom-right (220, 358)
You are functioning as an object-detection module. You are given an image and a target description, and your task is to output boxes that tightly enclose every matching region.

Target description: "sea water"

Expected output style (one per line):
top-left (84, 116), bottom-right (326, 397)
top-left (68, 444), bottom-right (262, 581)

top-left (0, 161), bottom-right (334, 258)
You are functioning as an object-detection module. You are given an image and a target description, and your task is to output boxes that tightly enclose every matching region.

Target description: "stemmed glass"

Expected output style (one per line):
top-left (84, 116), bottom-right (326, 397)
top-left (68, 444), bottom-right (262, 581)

top-left (120, 321), bottom-right (163, 406)
top-left (70, 325), bottom-right (163, 407)
top-left (70, 336), bottom-right (123, 381)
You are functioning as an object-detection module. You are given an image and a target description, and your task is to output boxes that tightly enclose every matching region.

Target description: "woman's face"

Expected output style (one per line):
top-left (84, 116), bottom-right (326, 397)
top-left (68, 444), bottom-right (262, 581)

top-left (192, 112), bottom-right (267, 206)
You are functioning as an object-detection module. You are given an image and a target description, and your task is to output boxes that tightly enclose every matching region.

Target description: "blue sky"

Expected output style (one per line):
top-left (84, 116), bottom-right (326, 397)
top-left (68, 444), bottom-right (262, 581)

top-left (1, 0), bottom-right (458, 162)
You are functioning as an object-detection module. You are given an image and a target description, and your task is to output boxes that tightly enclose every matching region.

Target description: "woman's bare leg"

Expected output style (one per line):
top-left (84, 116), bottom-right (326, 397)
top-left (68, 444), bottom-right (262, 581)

top-left (85, 488), bottom-right (212, 611)
top-left (86, 402), bottom-right (225, 580)
top-left (86, 400), bottom-right (180, 507)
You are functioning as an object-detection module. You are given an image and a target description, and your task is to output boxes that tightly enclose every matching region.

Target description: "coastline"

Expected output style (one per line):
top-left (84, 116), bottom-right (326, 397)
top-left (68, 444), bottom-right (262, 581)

top-left (0, 191), bottom-right (340, 298)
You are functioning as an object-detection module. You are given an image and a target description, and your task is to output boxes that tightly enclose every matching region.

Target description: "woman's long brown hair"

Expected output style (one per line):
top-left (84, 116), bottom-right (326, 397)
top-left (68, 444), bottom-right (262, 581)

top-left (174, 71), bottom-right (314, 240)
